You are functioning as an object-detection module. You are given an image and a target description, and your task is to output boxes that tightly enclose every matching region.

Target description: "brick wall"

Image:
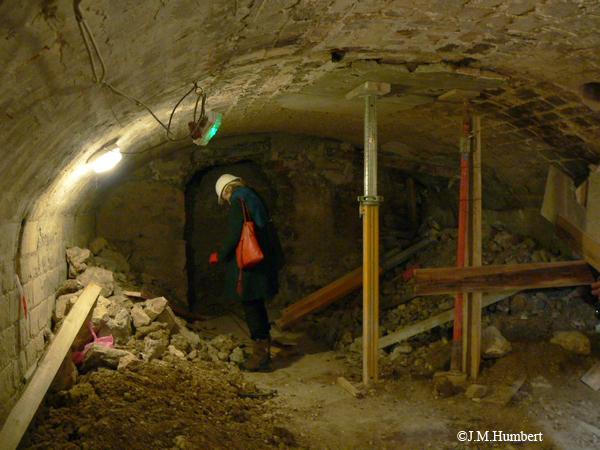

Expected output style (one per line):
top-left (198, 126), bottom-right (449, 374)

top-left (0, 214), bottom-right (94, 425)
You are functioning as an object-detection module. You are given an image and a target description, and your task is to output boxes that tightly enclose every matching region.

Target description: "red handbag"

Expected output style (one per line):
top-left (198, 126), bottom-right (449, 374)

top-left (236, 199), bottom-right (264, 294)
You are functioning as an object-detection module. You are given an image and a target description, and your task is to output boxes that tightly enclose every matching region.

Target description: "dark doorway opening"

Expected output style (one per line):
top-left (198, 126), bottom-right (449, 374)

top-left (184, 161), bottom-right (276, 315)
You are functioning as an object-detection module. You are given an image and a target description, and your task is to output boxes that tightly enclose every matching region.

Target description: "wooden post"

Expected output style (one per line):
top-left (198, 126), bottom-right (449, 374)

top-left (463, 115), bottom-right (482, 379)
top-left (363, 203), bottom-right (380, 384)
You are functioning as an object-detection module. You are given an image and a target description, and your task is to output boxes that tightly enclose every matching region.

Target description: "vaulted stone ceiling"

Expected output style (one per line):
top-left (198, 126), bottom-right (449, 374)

top-left (1, 0), bottom-right (599, 220)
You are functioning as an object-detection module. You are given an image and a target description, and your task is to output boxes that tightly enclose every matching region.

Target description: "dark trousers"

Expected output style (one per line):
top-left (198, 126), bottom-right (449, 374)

top-left (241, 298), bottom-right (271, 340)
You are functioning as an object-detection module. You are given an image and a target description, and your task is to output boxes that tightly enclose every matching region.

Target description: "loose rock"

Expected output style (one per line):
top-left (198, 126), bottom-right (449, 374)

top-left (550, 331), bottom-right (591, 355)
top-left (481, 326), bottom-right (512, 358)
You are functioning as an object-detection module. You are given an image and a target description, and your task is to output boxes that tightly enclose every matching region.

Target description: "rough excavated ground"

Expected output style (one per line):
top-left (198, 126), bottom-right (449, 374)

top-left (19, 359), bottom-right (294, 450)
top-left (16, 226), bottom-right (600, 449)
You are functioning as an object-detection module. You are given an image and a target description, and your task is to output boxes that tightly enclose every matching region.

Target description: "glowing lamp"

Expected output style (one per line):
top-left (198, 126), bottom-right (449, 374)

top-left (87, 144), bottom-right (122, 173)
top-left (192, 111), bottom-right (222, 146)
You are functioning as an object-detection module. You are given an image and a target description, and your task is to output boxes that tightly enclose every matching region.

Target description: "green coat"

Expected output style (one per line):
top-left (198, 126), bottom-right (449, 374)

top-left (217, 190), bottom-right (281, 302)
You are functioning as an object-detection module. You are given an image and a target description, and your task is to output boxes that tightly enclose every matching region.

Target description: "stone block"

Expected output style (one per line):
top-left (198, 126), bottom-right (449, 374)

top-left (0, 361), bottom-right (19, 405)
top-left (466, 384), bottom-right (488, 399)
top-left (56, 279), bottom-right (83, 297)
top-left (76, 267), bottom-right (114, 297)
top-left (131, 304), bottom-right (152, 329)
top-left (81, 345), bottom-right (133, 371)
top-left (0, 223), bottom-right (18, 260)
top-left (67, 246), bottom-right (91, 278)
top-left (53, 292), bottom-right (79, 324)
top-left (118, 353), bottom-right (143, 371)
top-left (29, 301), bottom-right (47, 335)
top-left (98, 308), bottom-right (133, 345)
top-left (481, 326), bottom-right (512, 358)
top-left (143, 337), bottom-right (167, 362)
top-left (0, 259), bottom-right (13, 295)
top-left (19, 254), bottom-right (38, 283)
top-left (155, 306), bottom-right (178, 334)
top-left (96, 247), bottom-right (130, 274)
top-left (88, 237), bottom-right (108, 255)
top-left (550, 331), bottom-right (591, 355)
top-left (145, 297), bottom-right (168, 321)
top-left (91, 296), bottom-right (113, 328)
top-left (0, 326), bottom-right (17, 370)
top-left (20, 221), bottom-right (39, 255)
top-left (0, 294), bottom-right (14, 330)
top-left (32, 275), bottom-right (45, 308)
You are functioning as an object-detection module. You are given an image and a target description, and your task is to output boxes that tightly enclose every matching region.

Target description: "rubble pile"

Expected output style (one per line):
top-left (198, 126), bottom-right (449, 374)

top-left (53, 238), bottom-right (250, 382)
top-left (22, 238), bottom-right (298, 449)
top-left (299, 225), bottom-right (598, 376)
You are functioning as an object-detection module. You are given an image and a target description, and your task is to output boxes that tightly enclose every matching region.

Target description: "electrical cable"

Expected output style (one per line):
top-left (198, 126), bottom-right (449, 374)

top-left (74, 0), bottom-right (208, 142)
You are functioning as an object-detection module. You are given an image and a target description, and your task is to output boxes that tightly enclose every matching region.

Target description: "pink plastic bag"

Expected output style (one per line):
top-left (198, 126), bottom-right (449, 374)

top-left (72, 321), bottom-right (114, 364)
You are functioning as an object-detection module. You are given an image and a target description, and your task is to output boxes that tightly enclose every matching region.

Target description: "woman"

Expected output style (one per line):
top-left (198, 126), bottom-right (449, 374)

top-left (210, 174), bottom-right (283, 372)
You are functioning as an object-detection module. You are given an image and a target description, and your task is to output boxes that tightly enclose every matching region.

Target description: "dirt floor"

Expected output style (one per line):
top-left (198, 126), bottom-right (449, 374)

top-left (18, 312), bottom-right (600, 450)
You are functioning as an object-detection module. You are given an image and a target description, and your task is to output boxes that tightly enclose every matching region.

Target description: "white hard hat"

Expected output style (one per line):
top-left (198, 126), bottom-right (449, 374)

top-left (215, 174), bottom-right (241, 204)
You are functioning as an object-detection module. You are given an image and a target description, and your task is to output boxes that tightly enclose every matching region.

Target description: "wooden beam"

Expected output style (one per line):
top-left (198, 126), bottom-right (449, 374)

top-left (585, 172), bottom-right (600, 240)
top-left (541, 165), bottom-right (586, 229)
top-left (556, 215), bottom-right (600, 272)
top-left (337, 377), bottom-right (364, 398)
top-left (414, 260), bottom-right (595, 296)
top-left (276, 267), bottom-right (368, 330)
top-left (0, 283), bottom-right (102, 450)
top-left (379, 291), bottom-right (518, 349)
top-left (276, 236), bottom-right (438, 330)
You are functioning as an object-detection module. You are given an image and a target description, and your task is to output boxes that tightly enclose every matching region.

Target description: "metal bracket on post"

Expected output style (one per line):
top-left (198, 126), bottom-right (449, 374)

top-left (358, 196), bottom-right (384, 216)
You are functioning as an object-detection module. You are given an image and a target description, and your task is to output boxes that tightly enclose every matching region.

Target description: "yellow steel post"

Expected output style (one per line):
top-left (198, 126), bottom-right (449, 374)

top-left (346, 82), bottom-right (390, 385)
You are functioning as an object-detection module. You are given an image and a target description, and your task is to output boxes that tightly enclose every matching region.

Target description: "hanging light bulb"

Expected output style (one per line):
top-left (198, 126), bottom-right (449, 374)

top-left (87, 144), bottom-right (122, 173)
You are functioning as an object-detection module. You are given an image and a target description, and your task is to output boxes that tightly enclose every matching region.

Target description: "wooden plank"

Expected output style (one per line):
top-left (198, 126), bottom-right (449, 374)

top-left (556, 215), bottom-right (600, 272)
top-left (486, 375), bottom-right (526, 406)
top-left (414, 260), bottom-right (594, 296)
top-left (337, 377), bottom-right (364, 398)
top-left (0, 283), bottom-right (102, 450)
top-left (362, 204), bottom-right (379, 385)
top-left (581, 361), bottom-right (600, 391)
top-left (585, 172), bottom-right (600, 241)
top-left (378, 291), bottom-right (518, 349)
top-left (280, 267), bottom-right (365, 316)
top-left (541, 165), bottom-right (586, 229)
top-left (277, 236), bottom-right (438, 330)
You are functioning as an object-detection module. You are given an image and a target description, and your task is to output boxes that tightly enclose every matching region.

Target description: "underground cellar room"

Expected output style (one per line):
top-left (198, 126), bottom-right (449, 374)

top-left (1, 1), bottom-right (600, 449)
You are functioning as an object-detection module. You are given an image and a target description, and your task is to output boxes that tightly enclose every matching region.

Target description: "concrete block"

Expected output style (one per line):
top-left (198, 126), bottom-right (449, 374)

top-left (21, 221), bottom-right (40, 255)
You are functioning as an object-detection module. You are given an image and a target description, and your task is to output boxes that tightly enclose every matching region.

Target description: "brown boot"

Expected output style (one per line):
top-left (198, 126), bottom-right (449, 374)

top-left (240, 339), bottom-right (271, 372)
